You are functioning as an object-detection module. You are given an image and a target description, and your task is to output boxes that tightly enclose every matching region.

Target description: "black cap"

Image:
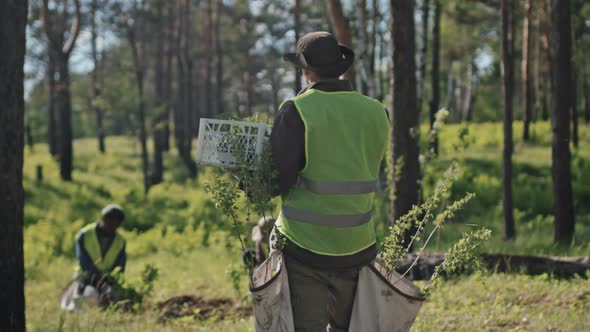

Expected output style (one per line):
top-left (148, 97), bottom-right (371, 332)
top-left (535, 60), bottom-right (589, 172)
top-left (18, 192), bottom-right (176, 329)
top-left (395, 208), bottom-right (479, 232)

top-left (101, 204), bottom-right (125, 221)
top-left (284, 31), bottom-right (354, 78)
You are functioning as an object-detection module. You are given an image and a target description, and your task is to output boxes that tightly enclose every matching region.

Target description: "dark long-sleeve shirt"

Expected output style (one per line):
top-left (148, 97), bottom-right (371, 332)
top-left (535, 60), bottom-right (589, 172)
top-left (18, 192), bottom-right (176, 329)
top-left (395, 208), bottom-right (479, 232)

top-left (76, 227), bottom-right (126, 279)
top-left (270, 80), bottom-right (388, 270)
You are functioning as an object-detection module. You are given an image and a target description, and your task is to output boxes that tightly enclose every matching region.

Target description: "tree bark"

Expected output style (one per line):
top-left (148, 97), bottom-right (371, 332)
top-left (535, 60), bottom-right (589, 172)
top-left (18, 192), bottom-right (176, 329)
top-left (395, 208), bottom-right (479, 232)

top-left (41, 0), bottom-right (81, 181)
top-left (215, 0), bottom-right (223, 115)
top-left (326, 0), bottom-right (355, 81)
top-left (550, 0), bottom-right (575, 245)
top-left (91, 0), bottom-right (105, 153)
top-left (128, 9), bottom-right (151, 194)
top-left (584, 47), bottom-right (590, 123)
top-left (152, 0), bottom-right (166, 186)
top-left (183, 0), bottom-right (197, 176)
top-left (418, 0), bottom-right (430, 116)
top-left (294, 0), bottom-right (302, 93)
top-left (522, 0), bottom-right (534, 142)
top-left (357, 0), bottom-right (370, 95)
top-left (501, 0), bottom-right (515, 239)
top-left (205, 0), bottom-right (213, 116)
top-left (56, 54), bottom-right (73, 181)
top-left (369, 0), bottom-right (378, 77)
top-left (377, 16), bottom-right (386, 101)
top-left (163, 1), bottom-right (174, 151)
top-left (571, 36), bottom-right (578, 148)
top-left (462, 59), bottom-right (478, 122)
top-left (429, 0), bottom-right (441, 155)
top-left (389, 0), bottom-right (420, 245)
top-left (0, 1), bottom-right (27, 330)
top-left (47, 48), bottom-right (58, 156)
top-left (540, 0), bottom-right (552, 123)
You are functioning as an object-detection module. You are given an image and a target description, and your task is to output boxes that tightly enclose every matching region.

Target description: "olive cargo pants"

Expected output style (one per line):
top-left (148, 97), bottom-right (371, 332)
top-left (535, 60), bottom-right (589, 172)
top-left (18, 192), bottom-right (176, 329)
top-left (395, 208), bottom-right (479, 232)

top-left (285, 257), bottom-right (360, 332)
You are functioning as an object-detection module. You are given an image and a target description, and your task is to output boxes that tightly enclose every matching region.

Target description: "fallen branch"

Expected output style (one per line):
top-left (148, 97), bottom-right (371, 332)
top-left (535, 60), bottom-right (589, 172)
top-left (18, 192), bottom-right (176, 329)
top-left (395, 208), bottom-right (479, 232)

top-left (396, 253), bottom-right (590, 280)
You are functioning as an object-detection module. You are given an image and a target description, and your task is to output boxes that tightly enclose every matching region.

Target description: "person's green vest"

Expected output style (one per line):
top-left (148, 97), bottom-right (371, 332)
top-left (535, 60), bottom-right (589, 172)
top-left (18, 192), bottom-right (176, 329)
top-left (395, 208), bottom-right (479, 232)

top-left (276, 89), bottom-right (390, 256)
top-left (78, 223), bottom-right (126, 272)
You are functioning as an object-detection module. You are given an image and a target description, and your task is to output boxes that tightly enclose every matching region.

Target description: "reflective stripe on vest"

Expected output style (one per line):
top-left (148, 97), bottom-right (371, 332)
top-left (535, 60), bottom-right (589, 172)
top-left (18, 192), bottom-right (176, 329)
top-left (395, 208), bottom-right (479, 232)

top-left (79, 223), bottom-right (125, 273)
top-left (282, 205), bottom-right (374, 227)
top-left (296, 176), bottom-right (378, 195)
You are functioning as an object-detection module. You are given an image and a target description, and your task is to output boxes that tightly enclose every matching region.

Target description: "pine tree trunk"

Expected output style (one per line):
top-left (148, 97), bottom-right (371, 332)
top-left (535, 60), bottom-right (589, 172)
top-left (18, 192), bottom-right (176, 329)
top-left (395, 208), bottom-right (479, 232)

top-left (205, 0), bottom-right (213, 116)
top-left (41, 0), bottom-right (81, 181)
top-left (462, 59), bottom-right (478, 122)
top-left (152, 0), bottom-right (166, 186)
top-left (128, 17), bottom-right (151, 193)
top-left (163, 1), bottom-right (174, 151)
top-left (91, 0), bottom-right (105, 153)
top-left (390, 0), bottom-right (420, 244)
top-left (501, 0), bottom-right (515, 239)
top-left (358, 0), bottom-right (369, 95)
top-left (571, 36), bottom-right (578, 148)
top-left (215, 0), bottom-right (223, 115)
top-left (181, 0), bottom-right (197, 177)
top-left (429, 0), bottom-right (441, 155)
top-left (47, 48), bottom-right (58, 156)
top-left (584, 49), bottom-right (590, 123)
top-left (56, 55), bottom-right (73, 181)
top-left (522, 0), bottom-right (534, 142)
top-left (326, 0), bottom-right (355, 81)
top-left (378, 21), bottom-right (386, 101)
top-left (294, 0), bottom-right (302, 93)
top-left (418, 0), bottom-right (430, 116)
top-left (0, 1), bottom-right (27, 330)
top-left (550, 0), bottom-right (575, 245)
top-left (369, 0), bottom-right (378, 76)
top-left (540, 0), bottom-right (552, 122)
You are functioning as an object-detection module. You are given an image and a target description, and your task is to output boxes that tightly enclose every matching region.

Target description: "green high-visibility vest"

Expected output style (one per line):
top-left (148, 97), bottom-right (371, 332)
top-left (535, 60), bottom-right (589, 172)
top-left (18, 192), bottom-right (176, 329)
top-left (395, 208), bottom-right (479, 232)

top-left (78, 223), bottom-right (126, 273)
top-left (276, 89), bottom-right (390, 256)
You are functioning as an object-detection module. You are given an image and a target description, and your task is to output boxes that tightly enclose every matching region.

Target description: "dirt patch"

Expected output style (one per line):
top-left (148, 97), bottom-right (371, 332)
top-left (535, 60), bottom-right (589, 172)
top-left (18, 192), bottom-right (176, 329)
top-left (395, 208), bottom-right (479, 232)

top-left (157, 295), bottom-right (251, 322)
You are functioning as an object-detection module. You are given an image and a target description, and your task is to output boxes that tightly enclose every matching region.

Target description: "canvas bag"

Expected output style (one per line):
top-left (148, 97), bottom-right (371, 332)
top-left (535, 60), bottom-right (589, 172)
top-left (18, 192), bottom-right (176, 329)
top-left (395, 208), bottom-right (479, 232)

top-left (348, 261), bottom-right (425, 332)
top-left (249, 251), bottom-right (295, 332)
top-left (250, 253), bottom-right (424, 332)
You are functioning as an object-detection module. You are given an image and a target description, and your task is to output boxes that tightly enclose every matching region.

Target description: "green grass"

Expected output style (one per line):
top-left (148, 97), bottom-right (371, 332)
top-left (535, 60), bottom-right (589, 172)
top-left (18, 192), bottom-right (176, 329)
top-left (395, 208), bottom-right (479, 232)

top-left (23, 121), bottom-right (590, 331)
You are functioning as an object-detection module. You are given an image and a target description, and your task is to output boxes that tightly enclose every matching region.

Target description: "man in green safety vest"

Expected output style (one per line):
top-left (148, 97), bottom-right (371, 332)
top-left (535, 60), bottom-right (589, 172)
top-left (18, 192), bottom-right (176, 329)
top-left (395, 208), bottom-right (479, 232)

top-left (272, 31), bottom-right (390, 331)
top-left (75, 204), bottom-right (127, 290)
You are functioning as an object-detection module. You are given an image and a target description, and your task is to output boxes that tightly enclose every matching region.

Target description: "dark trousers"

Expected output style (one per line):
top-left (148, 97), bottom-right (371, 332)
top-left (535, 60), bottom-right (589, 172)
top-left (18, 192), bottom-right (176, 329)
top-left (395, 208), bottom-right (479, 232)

top-left (285, 257), bottom-right (360, 332)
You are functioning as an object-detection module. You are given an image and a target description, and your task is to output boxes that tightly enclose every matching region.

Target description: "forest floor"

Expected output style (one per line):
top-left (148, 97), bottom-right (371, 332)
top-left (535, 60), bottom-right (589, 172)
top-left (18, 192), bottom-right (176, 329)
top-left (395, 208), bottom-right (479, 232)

top-left (24, 121), bottom-right (590, 331)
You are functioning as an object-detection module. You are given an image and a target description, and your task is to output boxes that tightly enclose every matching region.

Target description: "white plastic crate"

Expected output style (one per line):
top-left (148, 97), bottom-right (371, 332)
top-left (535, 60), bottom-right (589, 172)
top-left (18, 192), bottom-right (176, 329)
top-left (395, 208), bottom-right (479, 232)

top-left (196, 118), bottom-right (271, 168)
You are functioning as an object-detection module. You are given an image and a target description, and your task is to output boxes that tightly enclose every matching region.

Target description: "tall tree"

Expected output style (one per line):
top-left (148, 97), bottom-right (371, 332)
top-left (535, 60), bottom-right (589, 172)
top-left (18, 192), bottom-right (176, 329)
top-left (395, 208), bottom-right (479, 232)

top-left (390, 0), bottom-right (420, 242)
top-left (293, 0), bottom-right (301, 93)
top-left (539, 0), bottom-right (552, 121)
top-left (205, 0), bottom-right (214, 116)
top-left (41, 0), bottom-right (81, 181)
top-left (215, 0), bottom-right (223, 115)
top-left (174, 0), bottom-right (197, 177)
top-left (91, 0), bottom-right (106, 153)
top-left (584, 49), bottom-right (590, 123)
top-left (127, 1), bottom-right (151, 193)
top-left (418, 0), bottom-right (430, 115)
top-left (429, 0), bottom-right (441, 154)
top-left (0, 0), bottom-right (28, 330)
top-left (522, 0), bottom-right (535, 142)
top-left (152, 0), bottom-right (166, 186)
top-left (571, 35), bottom-right (579, 148)
top-left (326, 0), bottom-right (355, 81)
top-left (501, 0), bottom-right (515, 239)
top-left (550, 0), bottom-right (575, 245)
top-left (357, 0), bottom-right (373, 95)
top-left (46, 47), bottom-right (58, 156)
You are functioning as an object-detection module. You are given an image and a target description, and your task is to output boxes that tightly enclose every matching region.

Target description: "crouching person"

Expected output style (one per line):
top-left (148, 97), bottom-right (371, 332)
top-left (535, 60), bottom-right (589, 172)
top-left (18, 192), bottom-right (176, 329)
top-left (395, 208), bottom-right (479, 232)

top-left (61, 204), bottom-right (126, 310)
top-left (76, 203), bottom-right (127, 287)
